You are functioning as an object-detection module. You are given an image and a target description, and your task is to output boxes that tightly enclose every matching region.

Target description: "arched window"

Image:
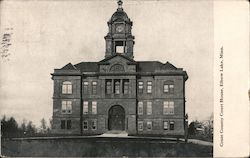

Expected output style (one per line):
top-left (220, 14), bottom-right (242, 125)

top-left (163, 80), bottom-right (174, 94)
top-left (62, 81), bottom-right (72, 94)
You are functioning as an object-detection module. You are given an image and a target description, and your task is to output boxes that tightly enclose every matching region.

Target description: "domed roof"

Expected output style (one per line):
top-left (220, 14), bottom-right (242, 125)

top-left (109, 0), bottom-right (130, 22)
top-left (110, 9), bottom-right (129, 22)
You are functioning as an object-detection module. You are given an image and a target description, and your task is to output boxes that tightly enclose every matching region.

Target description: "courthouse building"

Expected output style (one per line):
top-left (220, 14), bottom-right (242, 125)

top-left (51, 0), bottom-right (188, 136)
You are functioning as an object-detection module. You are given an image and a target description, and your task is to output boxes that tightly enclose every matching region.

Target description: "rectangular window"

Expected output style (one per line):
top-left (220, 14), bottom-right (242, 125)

top-left (61, 120), bottom-right (66, 129)
top-left (170, 121), bottom-right (174, 130)
top-left (83, 101), bottom-right (88, 114)
top-left (123, 79), bottom-right (129, 94)
top-left (114, 80), bottom-right (120, 94)
top-left (147, 121), bottom-right (152, 130)
top-left (147, 81), bottom-right (152, 93)
top-left (163, 82), bottom-right (174, 94)
top-left (169, 101), bottom-right (174, 114)
top-left (66, 120), bottom-right (71, 129)
top-left (147, 101), bottom-right (152, 115)
top-left (138, 102), bottom-right (143, 115)
top-left (61, 101), bottom-right (72, 114)
top-left (62, 101), bottom-right (67, 114)
top-left (138, 81), bottom-right (143, 93)
top-left (83, 81), bottom-right (89, 94)
top-left (138, 121), bottom-right (143, 131)
top-left (92, 101), bottom-right (97, 114)
top-left (163, 101), bottom-right (174, 115)
top-left (106, 80), bottom-right (112, 94)
top-left (83, 121), bottom-right (88, 130)
top-left (163, 101), bottom-right (168, 115)
top-left (92, 120), bottom-right (97, 130)
top-left (163, 121), bottom-right (168, 130)
top-left (92, 81), bottom-right (97, 95)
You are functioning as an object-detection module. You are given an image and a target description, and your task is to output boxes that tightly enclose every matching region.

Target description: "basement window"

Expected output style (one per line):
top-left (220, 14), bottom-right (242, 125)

top-left (170, 121), bottom-right (175, 130)
top-left (66, 120), bottom-right (71, 129)
top-left (61, 120), bottom-right (71, 129)
top-left (138, 121), bottom-right (143, 131)
top-left (92, 120), bottom-right (97, 130)
top-left (147, 121), bottom-right (152, 130)
top-left (83, 121), bottom-right (88, 130)
top-left (163, 121), bottom-right (168, 130)
top-left (61, 120), bottom-right (65, 129)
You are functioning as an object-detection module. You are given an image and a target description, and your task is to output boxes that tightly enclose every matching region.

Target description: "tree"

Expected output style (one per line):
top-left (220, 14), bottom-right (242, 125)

top-left (8, 117), bottom-right (18, 134)
top-left (40, 118), bottom-right (47, 134)
top-left (26, 121), bottom-right (36, 136)
top-left (188, 122), bottom-right (196, 135)
top-left (204, 113), bottom-right (213, 140)
top-left (46, 118), bottom-right (53, 133)
top-left (1, 116), bottom-right (19, 137)
top-left (1, 115), bottom-right (7, 136)
top-left (20, 119), bottom-right (27, 136)
top-left (49, 118), bottom-right (53, 129)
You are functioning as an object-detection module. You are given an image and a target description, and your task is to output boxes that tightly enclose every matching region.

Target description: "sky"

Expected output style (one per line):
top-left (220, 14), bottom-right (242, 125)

top-left (0, 0), bottom-right (213, 126)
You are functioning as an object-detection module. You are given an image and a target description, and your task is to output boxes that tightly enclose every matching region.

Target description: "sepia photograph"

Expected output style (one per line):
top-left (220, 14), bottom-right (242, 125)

top-left (3, 0), bottom-right (248, 157)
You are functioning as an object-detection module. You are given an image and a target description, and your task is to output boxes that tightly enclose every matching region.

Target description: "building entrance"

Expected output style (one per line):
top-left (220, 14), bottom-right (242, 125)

top-left (108, 105), bottom-right (125, 131)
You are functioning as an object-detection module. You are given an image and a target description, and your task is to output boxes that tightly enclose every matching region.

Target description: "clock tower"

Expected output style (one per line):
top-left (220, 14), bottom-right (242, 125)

top-left (104, 0), bottom-right (135, 59)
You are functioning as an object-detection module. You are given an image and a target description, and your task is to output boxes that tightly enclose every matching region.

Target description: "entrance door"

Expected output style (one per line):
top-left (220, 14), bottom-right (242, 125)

top-left (108, 105), bottom-right (125, 131)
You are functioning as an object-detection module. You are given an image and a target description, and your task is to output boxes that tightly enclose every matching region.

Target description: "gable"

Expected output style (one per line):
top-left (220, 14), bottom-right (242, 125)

top-left (61, 63), bottom-right (77, 70)
top-left (137, 61), bottom-right (177, 72)
top-left (99, 54), bottom-right (136, 73)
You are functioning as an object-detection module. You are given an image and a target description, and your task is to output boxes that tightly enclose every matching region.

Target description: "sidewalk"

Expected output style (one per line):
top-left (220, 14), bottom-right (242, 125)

top-left (97, 130), bottom-right (128, 137)
top-left (186, 139), bottom-right (213, 146)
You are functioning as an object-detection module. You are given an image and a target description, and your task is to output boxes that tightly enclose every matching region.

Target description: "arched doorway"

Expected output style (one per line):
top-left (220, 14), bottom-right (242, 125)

top-left (108, 105), bottom-right (125, 131)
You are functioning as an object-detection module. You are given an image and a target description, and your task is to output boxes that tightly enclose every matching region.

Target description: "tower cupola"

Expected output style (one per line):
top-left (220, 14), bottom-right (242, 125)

top-left (104, 0), bottom-right (135, 59)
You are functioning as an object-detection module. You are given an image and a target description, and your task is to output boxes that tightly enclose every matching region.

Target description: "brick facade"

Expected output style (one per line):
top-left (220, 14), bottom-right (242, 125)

top-left (51, 1), bottom-right (188, 137)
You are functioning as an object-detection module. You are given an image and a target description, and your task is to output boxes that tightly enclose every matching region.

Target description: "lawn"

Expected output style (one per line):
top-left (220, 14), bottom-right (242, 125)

top-left (2, 137), bottom-right (213, 157)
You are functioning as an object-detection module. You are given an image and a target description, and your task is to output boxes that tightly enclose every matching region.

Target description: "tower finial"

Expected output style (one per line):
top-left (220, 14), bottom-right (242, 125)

top-left (117, 0), bottom-right (123, 9)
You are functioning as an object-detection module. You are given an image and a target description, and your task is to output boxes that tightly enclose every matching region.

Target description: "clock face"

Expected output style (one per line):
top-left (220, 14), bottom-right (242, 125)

top-left (116, 25), bottom-right (124, 33)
